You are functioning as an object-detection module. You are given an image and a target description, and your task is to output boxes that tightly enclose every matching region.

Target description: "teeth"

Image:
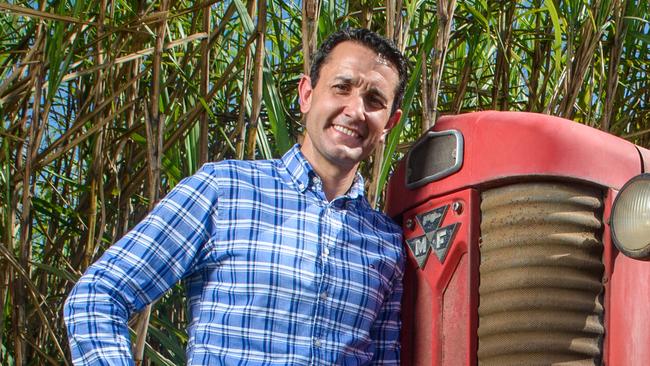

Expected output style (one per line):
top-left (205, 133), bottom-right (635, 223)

top-left (333, 125), bottom-right (359, 138)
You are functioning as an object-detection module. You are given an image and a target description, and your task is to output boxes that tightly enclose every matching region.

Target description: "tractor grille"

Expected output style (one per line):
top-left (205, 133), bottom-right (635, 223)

top-left (478, 182), bottom-right (604, 366)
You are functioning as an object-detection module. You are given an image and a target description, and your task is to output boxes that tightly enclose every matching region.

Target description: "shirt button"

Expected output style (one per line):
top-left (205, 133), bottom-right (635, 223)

top-left (323, 247), bottom-right (330, 257)
top-left (313, 338), bottom-right (322, 347)
top-left (320, 291), bottom-right (328, 301)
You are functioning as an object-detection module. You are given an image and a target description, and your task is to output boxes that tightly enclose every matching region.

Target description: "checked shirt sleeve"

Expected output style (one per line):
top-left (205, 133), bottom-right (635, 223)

top-left (64, 165), bottom-right (219, 365)
top-left (369, 250), bottom-right (405, 365)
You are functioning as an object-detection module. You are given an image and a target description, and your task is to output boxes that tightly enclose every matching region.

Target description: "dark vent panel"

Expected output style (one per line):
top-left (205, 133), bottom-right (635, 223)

top-left (406, 130), bottom-right (463, 189)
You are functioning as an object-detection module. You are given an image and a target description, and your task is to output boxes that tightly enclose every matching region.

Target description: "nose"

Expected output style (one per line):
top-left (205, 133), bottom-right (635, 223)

top-left (343, 94), bottom-right (366, 122)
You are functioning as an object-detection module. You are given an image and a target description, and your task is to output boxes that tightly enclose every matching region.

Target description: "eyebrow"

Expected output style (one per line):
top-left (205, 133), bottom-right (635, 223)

top-left (333, 75), bottom-right (355, 85)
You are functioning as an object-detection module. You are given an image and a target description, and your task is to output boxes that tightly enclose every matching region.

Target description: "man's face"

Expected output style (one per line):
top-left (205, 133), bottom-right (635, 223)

top-left (299, 41), bottom-right (402, 173)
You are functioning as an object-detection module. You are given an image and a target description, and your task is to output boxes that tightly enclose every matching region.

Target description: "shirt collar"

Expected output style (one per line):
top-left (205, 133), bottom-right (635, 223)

top-left (281, 144), bottom-right (365, 200)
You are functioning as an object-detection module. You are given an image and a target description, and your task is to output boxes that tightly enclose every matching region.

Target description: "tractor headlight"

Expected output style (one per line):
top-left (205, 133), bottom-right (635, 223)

top-left (611, 174), bottom-right (650, 260)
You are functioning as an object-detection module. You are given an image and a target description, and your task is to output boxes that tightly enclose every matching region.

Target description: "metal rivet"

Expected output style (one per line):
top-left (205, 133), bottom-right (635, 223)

top-left (406, 218), bottom-right (415, 230)
top-left (452, 201), bottom-right (463, 214)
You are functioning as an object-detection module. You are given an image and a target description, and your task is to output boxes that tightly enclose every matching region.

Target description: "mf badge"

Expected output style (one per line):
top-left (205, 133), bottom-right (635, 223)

top-left (406, 205), bottom-right (459, 269)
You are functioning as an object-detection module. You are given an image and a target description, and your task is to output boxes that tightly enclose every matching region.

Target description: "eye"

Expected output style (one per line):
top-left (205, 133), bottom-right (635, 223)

top-left (333, 83), bottom-right (351, 93)
top-left (366, 95), bottom-right (387, 110)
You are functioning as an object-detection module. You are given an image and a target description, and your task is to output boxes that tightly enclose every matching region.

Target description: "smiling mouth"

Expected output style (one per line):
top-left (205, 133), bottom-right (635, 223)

top-left (333, 125), bottom-right (361, 139)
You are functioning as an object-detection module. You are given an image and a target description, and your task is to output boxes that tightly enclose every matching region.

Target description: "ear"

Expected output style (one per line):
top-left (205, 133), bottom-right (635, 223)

top-left (380, 109), bottom-right (402, 142)
top-left (298, 75), bottom-right (313, 113)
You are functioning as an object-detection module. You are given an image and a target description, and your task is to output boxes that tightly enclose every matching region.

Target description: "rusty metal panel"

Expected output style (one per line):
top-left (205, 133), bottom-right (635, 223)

top-left (400, 189), bottom-right (480, 366)
top-left (442, 253), bottom-right (469, 365)
top-left (478, 183), bottom-right (604, 366)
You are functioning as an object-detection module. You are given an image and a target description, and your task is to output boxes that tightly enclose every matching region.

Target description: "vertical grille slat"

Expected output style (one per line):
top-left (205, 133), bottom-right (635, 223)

top-left (478, 183), bottom-right (604, 366)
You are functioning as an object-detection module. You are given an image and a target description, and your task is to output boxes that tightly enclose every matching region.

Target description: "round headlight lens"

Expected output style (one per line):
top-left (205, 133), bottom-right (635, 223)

top-left (611, 173), bottom-right (650, 259)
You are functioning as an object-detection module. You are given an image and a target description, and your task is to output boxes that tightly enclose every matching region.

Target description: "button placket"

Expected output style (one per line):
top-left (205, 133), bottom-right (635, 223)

top-left (322, 206), bottom-right (331, 263)
top-left (312, 202), bottom-right (330, 365)
top-left (321, 204), bottom-right (338, 359)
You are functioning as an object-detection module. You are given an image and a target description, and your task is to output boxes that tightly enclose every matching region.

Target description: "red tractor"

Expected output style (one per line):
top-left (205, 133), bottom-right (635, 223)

top-left (386, 111), bottom-right (650, 366)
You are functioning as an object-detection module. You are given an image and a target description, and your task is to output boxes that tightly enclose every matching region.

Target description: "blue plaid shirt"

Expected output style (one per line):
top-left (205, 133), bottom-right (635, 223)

top-left (65, 145), bottom-right (404, 365)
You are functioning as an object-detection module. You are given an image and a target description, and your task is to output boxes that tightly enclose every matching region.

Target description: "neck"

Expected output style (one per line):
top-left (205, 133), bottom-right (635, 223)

top-left (318, 165), bottom-right (358, 201)
top-left (299, 144), bottom-right (359, 201)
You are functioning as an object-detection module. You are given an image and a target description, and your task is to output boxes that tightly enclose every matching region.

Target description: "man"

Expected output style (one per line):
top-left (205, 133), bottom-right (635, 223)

top-left (65, 28), bottom-right (408, 365)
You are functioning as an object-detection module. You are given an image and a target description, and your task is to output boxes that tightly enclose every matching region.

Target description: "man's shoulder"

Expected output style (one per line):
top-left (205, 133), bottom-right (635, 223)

top-left (196, 158), bottom-right (285, 192)
top-left (199, 158), bottom-right (280, 179)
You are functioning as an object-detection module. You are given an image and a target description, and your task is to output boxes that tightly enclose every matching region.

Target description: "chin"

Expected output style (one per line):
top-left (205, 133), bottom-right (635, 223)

top-left (332, 148), bottom-right (365, 164)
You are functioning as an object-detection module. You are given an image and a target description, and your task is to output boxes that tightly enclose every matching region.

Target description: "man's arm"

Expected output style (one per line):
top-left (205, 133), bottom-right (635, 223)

top-left (64, 166), bottom-right (219, 365)
top-left (370, 255), bottom-right (405, 365)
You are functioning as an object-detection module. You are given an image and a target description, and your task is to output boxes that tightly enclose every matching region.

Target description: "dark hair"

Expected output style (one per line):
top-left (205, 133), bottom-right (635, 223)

top-left (309, 28), bottom-right (408, 116)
